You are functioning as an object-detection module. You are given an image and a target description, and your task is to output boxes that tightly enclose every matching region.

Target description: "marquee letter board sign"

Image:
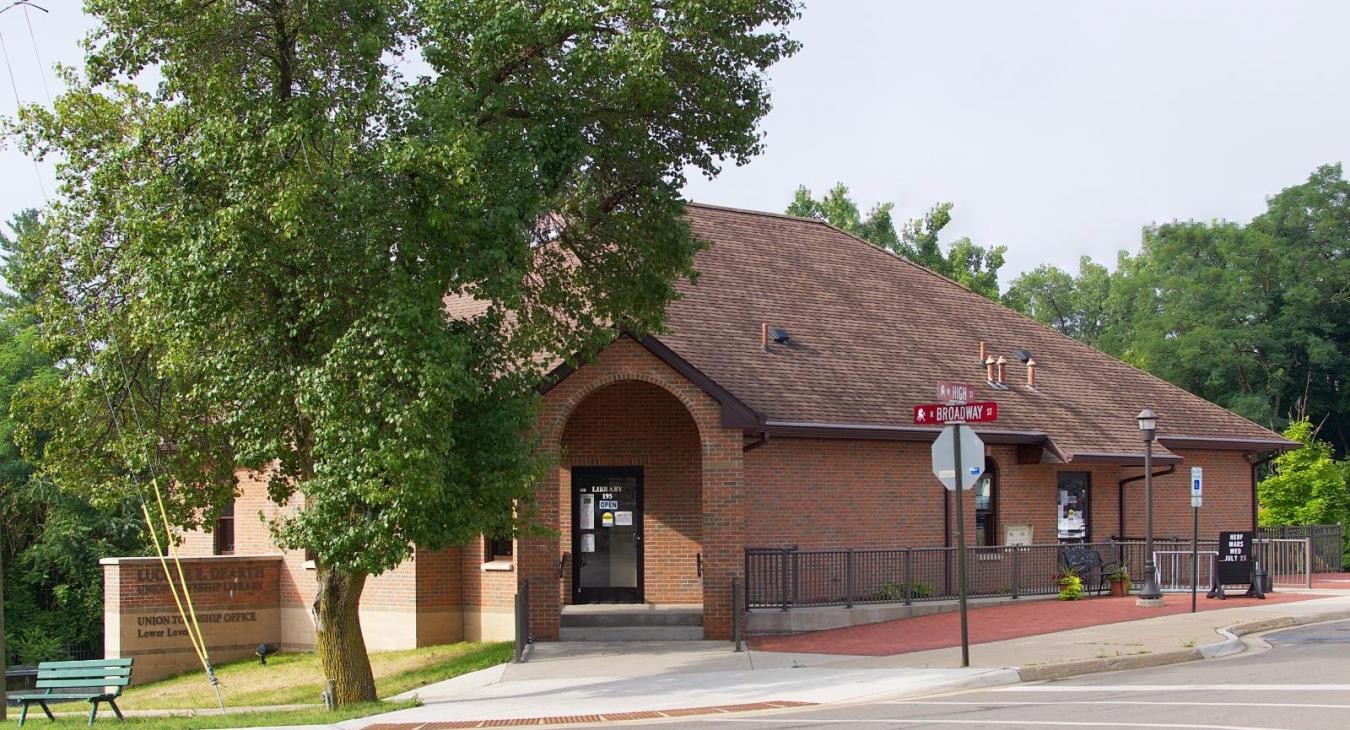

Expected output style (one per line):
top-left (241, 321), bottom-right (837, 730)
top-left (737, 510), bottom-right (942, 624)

top-left (1208, 529), bottom-right (1263, 599)
top-left (1216, 530), bottom-right (1253, 585)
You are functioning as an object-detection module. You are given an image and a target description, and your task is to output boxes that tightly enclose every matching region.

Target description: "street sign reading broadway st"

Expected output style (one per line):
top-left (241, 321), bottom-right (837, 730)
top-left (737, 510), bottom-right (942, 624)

top-left (913, 402), bottom-right (998, 424)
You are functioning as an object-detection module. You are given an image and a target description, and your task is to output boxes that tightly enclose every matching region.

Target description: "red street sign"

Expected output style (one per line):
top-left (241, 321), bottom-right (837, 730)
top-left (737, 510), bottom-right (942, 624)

top-left (937, 381), bottom-right (977, 404)
top-left (914, 401), bottom-right (998, 425)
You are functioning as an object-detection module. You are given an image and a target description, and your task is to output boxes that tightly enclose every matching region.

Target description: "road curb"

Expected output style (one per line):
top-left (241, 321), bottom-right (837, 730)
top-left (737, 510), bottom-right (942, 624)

top-left (1015, 607), bottom-right (1350, 683)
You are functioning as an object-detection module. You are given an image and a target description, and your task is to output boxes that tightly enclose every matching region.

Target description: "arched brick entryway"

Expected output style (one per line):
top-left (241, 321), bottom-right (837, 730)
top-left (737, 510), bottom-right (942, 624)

top-left (518, 338), bottom-right (747, 640)
top-left (561, 380), bottom-right (704, 604)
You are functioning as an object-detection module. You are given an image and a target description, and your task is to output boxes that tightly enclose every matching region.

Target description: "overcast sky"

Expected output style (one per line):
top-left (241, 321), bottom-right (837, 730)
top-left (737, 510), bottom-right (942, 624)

top-left (4, 1), bottom-right (1349, 284)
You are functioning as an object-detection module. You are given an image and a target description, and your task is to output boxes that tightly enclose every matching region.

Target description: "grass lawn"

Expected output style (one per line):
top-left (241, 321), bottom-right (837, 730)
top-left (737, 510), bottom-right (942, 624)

top-left (0, 700), bottom-right (415, 729)
top-left (118, 641), bottom-right (512, 710)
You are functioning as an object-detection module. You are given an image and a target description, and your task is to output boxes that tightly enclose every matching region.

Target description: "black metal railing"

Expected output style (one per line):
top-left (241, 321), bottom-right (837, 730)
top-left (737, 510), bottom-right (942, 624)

top-left (1259, 525), bottom-right (1343, 572)
top-left (745, 542), bottom-right (1119, 610)
top-left (513, 578), bottom-right (531, 663)
top-left (746, 526), bottom-right (1343, 610)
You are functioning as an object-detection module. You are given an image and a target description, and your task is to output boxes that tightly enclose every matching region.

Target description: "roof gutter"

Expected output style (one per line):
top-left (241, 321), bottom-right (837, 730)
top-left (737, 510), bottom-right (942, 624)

top-left (1159, 435), bottom-right (1299, 452)
top-left (760, 420), bottom-right (1050, 445)
top-left (1067, 451), bottom-right (1184, 466)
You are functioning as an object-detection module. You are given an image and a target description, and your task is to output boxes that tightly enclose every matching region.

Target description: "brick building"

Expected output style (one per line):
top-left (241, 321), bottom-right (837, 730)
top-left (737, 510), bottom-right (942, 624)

top-left (105, 204), bottom-right (1293, 674)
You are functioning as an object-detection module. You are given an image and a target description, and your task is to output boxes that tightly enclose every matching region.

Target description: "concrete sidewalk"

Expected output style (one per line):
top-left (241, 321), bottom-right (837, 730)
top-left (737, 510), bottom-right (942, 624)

top-left (230, 589), bottom-right (1350, 729)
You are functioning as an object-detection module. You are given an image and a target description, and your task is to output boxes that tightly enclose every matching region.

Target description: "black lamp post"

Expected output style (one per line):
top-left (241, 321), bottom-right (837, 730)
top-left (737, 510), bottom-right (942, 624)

top-left (1137, 408), bottom-right (1164, 604)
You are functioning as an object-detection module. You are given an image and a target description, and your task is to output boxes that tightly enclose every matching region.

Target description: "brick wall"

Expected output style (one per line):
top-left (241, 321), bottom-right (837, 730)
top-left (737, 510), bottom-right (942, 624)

top-left (173, 467), bottom-right (464, 651)
top-left (744, 440), bottom-right (1253, 553)
top-left (1122, 449), bottom-right (1254, 539)
top-left (101, 555), bottom-right (282, 683)
top-left (744, 438), bottom-right (946, 549)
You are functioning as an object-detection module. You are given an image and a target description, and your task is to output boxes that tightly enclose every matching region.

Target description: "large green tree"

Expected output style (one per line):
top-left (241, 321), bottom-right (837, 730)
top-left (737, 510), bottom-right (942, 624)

top-left (10, 0), bottom-right (798, 703)
top-left (787, 183), bottom-right (1007, 298)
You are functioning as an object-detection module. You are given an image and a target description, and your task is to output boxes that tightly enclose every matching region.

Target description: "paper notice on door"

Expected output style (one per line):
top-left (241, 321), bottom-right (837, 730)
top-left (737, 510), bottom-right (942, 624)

top-left (579, 494), bottom-right (595, 529)
top-left (601, 511), bottom-right (615, 528)
top-left (580, 533), bottom-right (595, 553)
top-left (614, 511), bottom-right (633, 526)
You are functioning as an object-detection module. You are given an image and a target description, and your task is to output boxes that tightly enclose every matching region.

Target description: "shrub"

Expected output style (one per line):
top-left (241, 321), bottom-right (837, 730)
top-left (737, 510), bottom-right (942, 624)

top-left (1058, 570), bottom-right (1084, 601)
top-left (872, 581), bottom-right (934, 601)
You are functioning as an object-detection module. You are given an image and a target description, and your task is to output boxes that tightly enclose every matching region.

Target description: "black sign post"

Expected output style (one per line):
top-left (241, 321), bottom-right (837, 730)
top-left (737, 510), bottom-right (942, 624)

top-left (1208, 530), bottom-right (1265, 600)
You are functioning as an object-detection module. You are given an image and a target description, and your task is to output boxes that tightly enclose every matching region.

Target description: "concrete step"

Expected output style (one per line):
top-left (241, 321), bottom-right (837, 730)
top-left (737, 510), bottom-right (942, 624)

top-left (558, 625), bottom-right (705, 641)
top-left (561, 607), bottom-right (704, 628)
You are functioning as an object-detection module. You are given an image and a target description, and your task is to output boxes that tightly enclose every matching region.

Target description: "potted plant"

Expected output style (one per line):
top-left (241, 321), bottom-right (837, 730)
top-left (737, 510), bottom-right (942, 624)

top-left (1057, 568), bottom-right (1084, 601)
top-left (1107, 565), bottom-right (1130, 597)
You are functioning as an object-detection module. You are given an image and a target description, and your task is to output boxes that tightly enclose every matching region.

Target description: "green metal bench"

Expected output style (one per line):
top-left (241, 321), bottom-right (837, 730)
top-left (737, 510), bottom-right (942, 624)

top-left (9, 658), bottom-right (133, 726)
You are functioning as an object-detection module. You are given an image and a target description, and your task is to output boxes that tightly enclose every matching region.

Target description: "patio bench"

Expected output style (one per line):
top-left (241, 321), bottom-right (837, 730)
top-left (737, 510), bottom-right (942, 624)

top-left (1061, 545), bottom-right (1123, 597)
top-left (9, 658), bottom-right (133, 726)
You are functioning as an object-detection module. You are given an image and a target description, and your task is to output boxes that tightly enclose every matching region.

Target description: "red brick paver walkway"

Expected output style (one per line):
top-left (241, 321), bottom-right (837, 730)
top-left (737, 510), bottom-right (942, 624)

top-left (1312, 572), bottom-right (1350, 589)
top-left (749, 591), bottom-right (1317, 656)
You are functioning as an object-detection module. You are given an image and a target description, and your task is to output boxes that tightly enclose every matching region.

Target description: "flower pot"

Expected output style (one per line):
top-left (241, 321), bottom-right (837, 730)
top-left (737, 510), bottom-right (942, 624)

top-left (1108, 578), bottom-right (1129, 597)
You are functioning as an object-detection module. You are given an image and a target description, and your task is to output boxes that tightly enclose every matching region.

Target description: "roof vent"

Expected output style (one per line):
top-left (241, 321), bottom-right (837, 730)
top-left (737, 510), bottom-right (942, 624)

top-left (761, 323), bottom-right (790, 351)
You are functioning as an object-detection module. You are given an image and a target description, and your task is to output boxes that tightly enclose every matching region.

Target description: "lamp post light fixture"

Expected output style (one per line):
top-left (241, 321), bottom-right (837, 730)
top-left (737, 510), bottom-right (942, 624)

top-left (1136, 408), bottom-right (1164, 605)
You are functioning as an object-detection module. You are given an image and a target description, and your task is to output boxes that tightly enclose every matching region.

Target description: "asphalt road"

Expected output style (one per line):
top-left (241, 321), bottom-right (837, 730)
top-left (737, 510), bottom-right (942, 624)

top-left (616, 619), bottom-right (1350, 730)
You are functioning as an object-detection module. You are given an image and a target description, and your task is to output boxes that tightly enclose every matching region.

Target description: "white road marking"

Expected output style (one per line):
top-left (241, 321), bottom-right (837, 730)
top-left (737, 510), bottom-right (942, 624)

top-left (705, 719), bottom-right (1284, 729)
top-left (997, 683), bottom-right (1350, 692)
top-left (883, 699), bottom-right (1350, 710)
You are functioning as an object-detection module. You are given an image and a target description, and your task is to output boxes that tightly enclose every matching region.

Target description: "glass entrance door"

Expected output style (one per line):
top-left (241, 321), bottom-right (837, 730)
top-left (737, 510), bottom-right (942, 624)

top-left (572, 467), bottom-right (643, 604)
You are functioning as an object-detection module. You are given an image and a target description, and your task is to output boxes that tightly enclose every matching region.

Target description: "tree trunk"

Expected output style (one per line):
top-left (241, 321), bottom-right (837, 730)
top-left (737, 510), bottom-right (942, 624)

top-left (312, 566), bottom-right (377, 705)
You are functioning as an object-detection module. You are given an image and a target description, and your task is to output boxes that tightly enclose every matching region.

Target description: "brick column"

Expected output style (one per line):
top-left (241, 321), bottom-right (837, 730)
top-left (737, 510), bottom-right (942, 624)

top-left (700, 426), bottom-right (747, 640)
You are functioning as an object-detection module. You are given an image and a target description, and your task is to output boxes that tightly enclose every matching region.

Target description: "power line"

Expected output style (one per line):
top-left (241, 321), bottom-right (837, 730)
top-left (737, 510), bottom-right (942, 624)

top-left (21, 2), bottom-right (50, 104)
top-left (0, 24), bottom-right (45, 198)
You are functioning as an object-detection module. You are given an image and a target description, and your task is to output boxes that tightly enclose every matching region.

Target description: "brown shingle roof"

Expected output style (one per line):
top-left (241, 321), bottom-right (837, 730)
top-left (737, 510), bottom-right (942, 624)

top-left (651, 203), bottom-right (1293, 462)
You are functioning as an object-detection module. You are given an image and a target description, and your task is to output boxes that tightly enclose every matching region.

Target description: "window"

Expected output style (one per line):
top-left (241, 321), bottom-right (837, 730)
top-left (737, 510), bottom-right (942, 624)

top-left (974, 458), bottom-right (997, 546)
top-left (485, 535), bottom-right (513, 561)
top-left (213, 500), bottom-right (235, 555)
top-left (1057, 471), bottom-right (1091, 543)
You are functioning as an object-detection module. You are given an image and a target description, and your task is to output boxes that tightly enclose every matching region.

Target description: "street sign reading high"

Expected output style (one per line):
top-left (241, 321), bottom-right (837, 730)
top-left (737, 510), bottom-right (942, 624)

top-left (937, 381), bottom-right (977, 404)
top-left (914, 402), bottom-right (998, 425)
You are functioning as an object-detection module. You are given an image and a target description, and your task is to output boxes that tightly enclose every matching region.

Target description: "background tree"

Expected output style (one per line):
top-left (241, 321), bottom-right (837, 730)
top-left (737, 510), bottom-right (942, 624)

top-left (1000, 256), bottom-right (1115, 348)
top-left (0, 211), bottom-right (147, 665)
top-left (787, 183), bottom-right (1006, 298)
top-left (1004, 165), bottom-right (1349, 453)
top-left (10, 0), bottom-right (798, 704)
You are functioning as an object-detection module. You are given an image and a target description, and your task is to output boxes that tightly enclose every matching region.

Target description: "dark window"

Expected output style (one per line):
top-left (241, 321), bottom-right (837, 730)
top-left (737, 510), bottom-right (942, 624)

top-left (974, 458), bottom-right (998, 546)
top-left (485, 535), bottom-right (513, 561)
top-left (213, 500), bottom-right (235, 555)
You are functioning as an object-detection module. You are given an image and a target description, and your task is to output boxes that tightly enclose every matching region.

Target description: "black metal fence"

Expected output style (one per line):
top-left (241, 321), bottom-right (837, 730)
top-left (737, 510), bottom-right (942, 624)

top-left (1259, 524), bottom-right (1343, 572)
top-left (513, 579), bottom-right (531, 663)
top-left (745, 525), bottom-right (1343, 611)
top-left (745, 542), bottom-right (1119, 610)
